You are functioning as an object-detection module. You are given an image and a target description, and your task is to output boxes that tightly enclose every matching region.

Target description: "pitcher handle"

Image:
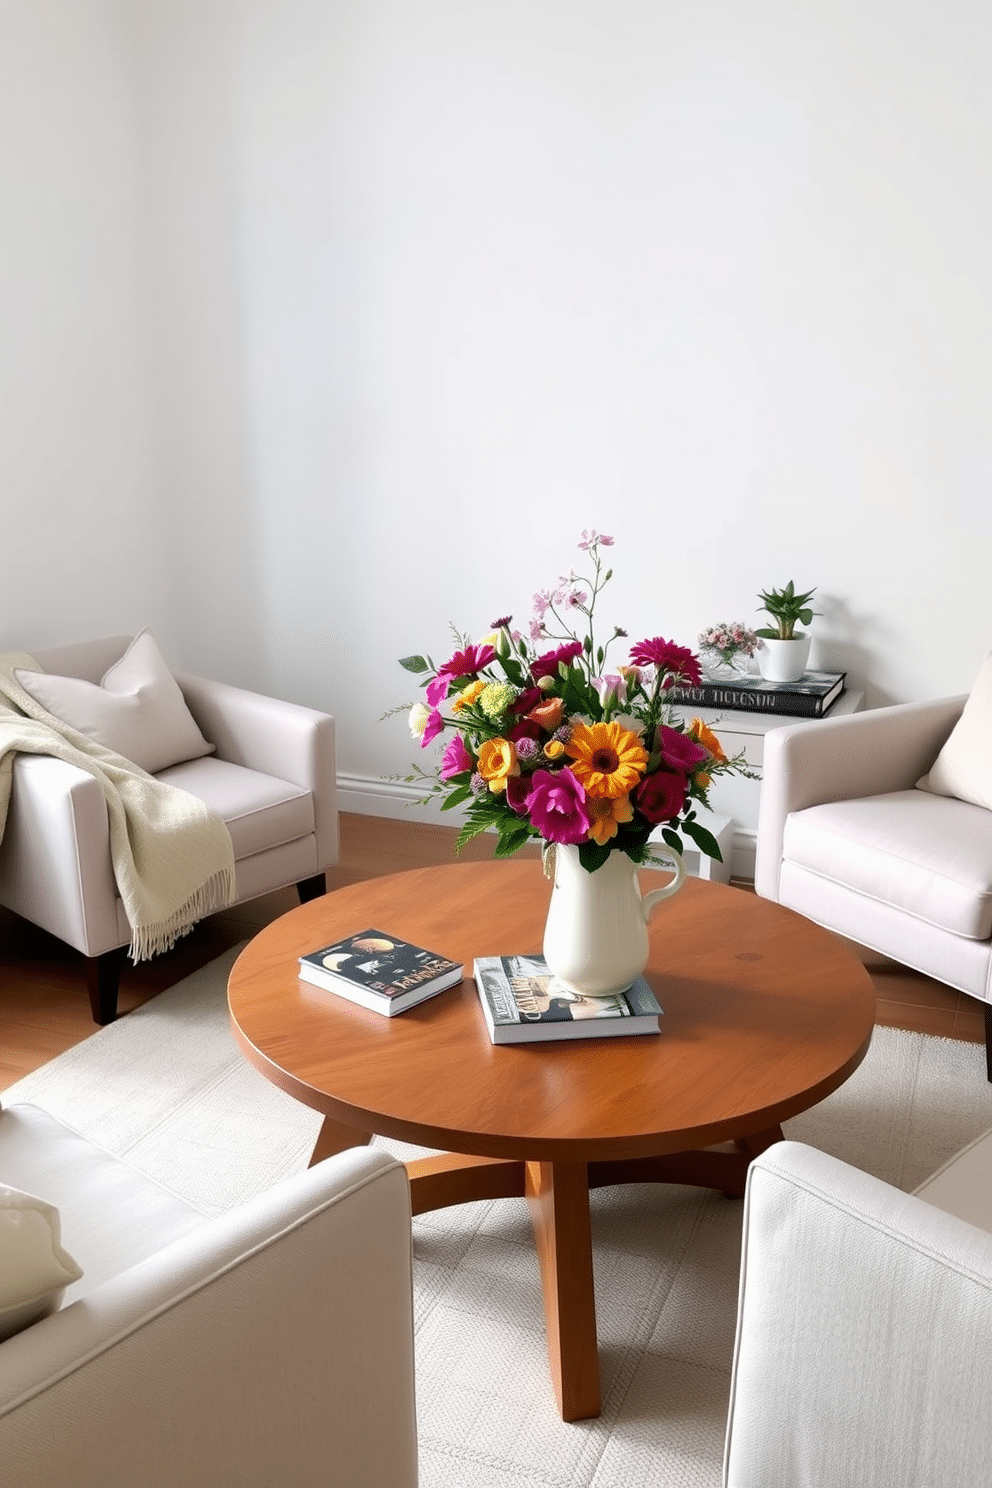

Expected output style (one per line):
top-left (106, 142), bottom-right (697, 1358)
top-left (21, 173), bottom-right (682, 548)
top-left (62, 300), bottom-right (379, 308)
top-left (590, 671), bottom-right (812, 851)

top-left (639, 844), bottom-right (686, 923)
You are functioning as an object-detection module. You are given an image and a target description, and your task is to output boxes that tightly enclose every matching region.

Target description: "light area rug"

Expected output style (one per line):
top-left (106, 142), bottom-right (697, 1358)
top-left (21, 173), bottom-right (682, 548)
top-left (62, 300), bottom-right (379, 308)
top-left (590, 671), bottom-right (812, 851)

top-left (5, 946), bottom-right (992, 1488)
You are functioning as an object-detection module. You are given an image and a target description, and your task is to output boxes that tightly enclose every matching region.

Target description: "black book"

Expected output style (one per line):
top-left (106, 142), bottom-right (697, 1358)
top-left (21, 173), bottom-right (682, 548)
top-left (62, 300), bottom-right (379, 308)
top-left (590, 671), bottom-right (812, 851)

top-left (299, 928), bottom-right (463, 1016)
top-left (473, 955), bottom-right (662, 1044)
top-left (667, 670), bottom-right (846, 719)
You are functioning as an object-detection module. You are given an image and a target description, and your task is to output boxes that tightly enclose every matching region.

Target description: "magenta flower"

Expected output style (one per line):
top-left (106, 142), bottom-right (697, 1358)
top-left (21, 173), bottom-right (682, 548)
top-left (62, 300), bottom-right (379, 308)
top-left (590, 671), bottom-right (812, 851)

top-left (439, 734), bottom-right (473, 779)
top-left (578, 530), bottom-right (614, 550)
top-left (531, 641), bottom-right (584, 683)
top-left (421, 709), bottom-right (444, 748)
top-left (633, 768), bottom-right (688, 823)
top-left (426, 643), bottom-right (497, 705)
top-left (628, 637), bottom-right (702, 687)
top-left (656, 724), bottom-right (710, 773)
top-left (524, 768), bottom-right (591, 844)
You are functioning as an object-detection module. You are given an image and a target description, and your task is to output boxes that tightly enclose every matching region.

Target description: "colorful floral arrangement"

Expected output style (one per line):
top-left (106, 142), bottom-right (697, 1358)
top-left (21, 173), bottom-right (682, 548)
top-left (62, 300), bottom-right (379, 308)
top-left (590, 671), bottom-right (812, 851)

top-left (397, 532), bottom-right (752, 873)
top-left (697, 621), bottom-right (760, 674)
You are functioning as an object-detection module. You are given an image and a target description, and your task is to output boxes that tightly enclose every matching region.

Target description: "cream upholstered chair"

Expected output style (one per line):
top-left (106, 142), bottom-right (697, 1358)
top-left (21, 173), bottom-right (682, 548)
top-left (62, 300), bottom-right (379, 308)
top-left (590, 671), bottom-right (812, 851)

top-left (724, 1134), bottom-right (992, 1487)
top-left (0, 635), bottom-right (338, 1022)
top-left (754, 692), bottom-right (992, 1080)
top-left (0, 1102), bottom-right (417, 1488)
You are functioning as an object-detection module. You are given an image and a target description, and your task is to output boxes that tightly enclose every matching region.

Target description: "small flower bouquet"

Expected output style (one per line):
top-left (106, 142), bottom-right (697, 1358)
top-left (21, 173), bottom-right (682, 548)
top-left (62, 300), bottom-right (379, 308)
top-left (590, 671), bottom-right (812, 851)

top-left (697, 622), bottom-right (759, 678)
top-left (397, 533), bottom-right (753, 873)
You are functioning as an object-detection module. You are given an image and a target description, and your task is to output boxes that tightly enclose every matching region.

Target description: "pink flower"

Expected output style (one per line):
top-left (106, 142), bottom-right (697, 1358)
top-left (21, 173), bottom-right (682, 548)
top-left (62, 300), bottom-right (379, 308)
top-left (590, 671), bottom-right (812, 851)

top-left (592, 674), bottom-right (627, 709)
top-left (633, 768), bottom-right (688, 823)
top-left (656, 725), bottom-right (710, 773)
top-left (531, 641), bottom-right (584, 683)
top-left (439, 734), bottom-right (473, 779)
top-left (421, 709), bottom-right (444, 748)
top-left (426, 644), bottom-right (497, 705)
top-left (524, 768), bottom-right (591, 844)
top-left (578, 530), bottom-right (614, 550)
top-left (628, 637), bottom-right (702, 687)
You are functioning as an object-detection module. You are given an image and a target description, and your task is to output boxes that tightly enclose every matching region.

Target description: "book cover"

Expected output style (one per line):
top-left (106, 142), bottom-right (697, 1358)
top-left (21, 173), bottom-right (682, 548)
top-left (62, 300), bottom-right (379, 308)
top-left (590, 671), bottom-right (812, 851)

top-left (299, 928), bottom-right (463, 1003)
top-left (667, 670), bottom-right (846, 719)
top-left (472, 955), bottom-right (662, 1044)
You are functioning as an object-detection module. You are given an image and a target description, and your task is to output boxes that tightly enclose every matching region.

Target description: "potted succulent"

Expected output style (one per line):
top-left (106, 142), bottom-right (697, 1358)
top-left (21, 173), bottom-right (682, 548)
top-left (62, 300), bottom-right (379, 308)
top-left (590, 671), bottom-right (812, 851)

top-left (755, 581), bottom-right (818, 682)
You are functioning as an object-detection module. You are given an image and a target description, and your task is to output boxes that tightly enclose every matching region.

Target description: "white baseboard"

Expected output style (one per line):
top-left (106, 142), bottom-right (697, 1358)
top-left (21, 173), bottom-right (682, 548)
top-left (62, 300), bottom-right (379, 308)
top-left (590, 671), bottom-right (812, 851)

top-left (337, 774), bottom-right (757, 881)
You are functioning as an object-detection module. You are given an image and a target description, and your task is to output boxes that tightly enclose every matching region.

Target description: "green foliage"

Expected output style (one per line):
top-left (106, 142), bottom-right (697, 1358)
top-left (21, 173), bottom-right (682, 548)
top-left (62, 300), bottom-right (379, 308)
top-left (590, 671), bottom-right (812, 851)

top-left (398, 654), bottom-right (430, 673)
top-left (756, 581), bottom-right (818, 640)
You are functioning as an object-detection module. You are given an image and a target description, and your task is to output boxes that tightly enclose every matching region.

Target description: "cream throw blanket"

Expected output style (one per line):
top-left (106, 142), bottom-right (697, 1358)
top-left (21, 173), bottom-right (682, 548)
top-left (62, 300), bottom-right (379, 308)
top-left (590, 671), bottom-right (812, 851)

top-left (0, 653), bottom-right (236, 961)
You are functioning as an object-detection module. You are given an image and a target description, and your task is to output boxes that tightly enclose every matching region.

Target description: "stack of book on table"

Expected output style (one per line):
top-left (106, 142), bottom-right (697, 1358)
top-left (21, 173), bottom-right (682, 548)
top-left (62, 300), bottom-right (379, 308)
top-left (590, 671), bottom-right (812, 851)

top-left (299, 928), bottom-right (463, 1016)
top-left (472, 955), bottom-right (662, 1044)
top-left (666, 670), bottom-right (846, 719)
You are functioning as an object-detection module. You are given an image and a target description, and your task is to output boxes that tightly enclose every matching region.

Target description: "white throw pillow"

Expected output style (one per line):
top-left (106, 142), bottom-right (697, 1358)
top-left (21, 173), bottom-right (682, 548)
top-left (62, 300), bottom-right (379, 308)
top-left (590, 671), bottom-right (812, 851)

top-left (917, 650), bottom-right (992, 812)
top-left (0, 1183), bottom-right (83, 1341)
top-left (15, 628), bottom-right (214, 775)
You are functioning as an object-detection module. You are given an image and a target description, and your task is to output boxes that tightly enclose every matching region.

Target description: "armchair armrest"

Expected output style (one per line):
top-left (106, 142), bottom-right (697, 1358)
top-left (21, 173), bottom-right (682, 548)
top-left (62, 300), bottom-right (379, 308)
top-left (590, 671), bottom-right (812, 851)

top-left (725, 1141), bottom-right (992, 1488)
top-left (0, 1147), bottom-right (417, 1488)
top-left (175, 673), bottom-right (339, 869)
top-left (754, 695), bottom-right (966, 901)
top-left (0, 755), bottom-right (123, 956)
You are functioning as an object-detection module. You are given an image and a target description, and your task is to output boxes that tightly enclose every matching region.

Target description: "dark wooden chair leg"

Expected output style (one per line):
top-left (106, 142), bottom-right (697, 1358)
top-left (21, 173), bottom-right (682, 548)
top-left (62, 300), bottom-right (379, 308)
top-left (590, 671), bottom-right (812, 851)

top-left (84, 948), bottom-right (128, 1025)
top-left (985, 1003), bottom-right (992, 1084)
top-left (297, 873), bottom-right (326, 905)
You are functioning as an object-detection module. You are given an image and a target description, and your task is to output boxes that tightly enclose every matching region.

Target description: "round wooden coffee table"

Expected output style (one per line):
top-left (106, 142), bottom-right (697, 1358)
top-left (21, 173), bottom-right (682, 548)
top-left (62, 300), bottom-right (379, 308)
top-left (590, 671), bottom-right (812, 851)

top-left (228, 860), bottom-right (875, 1421)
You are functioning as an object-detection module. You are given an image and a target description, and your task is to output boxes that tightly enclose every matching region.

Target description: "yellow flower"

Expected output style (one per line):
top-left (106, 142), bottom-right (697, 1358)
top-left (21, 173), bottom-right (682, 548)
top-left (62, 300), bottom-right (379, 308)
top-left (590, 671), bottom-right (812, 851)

top-left (687, 717), bottom-right (727, 763)
top-left (452, 680), bottom-right (486, 713)
top-left (543, 739), bottom-right (565, 760)
top-left (565, 721), bottom-right (648, 800)
top-left (586, 794), bottom-right (634, 846)
top-left (476, 737), bottom-right (519, 794)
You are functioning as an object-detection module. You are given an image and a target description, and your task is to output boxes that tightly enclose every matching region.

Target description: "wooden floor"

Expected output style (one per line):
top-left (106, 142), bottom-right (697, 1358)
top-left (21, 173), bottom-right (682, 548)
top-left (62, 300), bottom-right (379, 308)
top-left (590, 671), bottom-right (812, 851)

top-left (0, 813), bottom-right (985, 1091)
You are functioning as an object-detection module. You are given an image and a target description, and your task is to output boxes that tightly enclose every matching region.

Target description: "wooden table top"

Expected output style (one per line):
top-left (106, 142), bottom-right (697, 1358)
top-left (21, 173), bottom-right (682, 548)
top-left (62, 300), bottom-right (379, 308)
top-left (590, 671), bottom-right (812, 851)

top-left (228, 860), bottom-right (876, 1163)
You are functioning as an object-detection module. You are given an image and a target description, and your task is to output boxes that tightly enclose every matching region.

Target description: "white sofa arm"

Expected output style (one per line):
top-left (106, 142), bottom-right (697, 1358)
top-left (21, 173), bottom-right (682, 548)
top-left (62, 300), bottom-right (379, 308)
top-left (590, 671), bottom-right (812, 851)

top-left (0, 1147), bottom-right (417, 1488)
top-left (724, 1141), bottom-right (992, 1488)
top-left (175, 672), bottom-right (339, 869)
top-left (0, 755), bottom-right (122, 955)
top-left (754, 695), bottom-right (965, 901)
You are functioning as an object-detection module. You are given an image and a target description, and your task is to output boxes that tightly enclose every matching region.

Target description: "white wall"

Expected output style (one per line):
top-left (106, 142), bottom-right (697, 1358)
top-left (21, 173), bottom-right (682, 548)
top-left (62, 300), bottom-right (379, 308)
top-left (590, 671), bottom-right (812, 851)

top-left (3, 2), bottom-right (990, 824)
top-left (0, 1), bottom-right (169, 651)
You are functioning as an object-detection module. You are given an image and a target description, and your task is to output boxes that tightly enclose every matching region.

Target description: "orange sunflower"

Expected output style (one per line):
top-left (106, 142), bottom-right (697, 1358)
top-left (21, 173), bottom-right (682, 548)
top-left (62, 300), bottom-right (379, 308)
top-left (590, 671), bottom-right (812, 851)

top-left (565, 721), bottom-right (648, 799)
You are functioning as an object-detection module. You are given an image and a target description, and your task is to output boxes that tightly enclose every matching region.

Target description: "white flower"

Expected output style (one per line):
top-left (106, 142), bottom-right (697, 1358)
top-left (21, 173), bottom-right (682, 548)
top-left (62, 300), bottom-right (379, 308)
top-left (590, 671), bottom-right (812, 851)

top-left (408, 703), bottom-right (430, 739)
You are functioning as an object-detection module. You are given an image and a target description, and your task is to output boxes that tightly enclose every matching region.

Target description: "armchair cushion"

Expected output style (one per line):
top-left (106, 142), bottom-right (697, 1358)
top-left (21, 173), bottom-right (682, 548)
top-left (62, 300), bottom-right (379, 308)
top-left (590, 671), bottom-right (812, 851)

top-left (0, 1105), bottom-right (205, 1300)
top-left (0, 1183), bottom-right (83, 1342)
top-left (15, 629), bottom-right (214, 775)
top-left (782, 788), bottom-right (992, 940)
top-left (157, 757), bottom-right (314, 859)
top-left (918, 650), bottom-right (992, 811)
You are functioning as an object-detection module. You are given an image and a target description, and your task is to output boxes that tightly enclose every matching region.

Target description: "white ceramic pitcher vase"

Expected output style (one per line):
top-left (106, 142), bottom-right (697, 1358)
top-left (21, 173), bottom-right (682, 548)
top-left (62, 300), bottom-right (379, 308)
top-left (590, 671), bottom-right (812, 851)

top-left (542, 841), bottom-right (686, 999)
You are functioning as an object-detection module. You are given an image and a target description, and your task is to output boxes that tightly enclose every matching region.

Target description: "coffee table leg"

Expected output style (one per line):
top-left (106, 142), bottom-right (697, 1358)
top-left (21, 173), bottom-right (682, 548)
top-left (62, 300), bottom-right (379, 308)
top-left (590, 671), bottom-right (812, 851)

top-left (525, 1160), bottom-right (601, 1422)
top-left (308, 1114), bottom-right (371, 1167)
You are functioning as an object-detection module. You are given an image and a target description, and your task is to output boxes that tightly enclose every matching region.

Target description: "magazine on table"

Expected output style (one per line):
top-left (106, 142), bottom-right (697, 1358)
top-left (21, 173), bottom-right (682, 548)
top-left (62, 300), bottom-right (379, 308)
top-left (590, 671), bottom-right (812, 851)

top-left (473, 954), bottom-right (662, 1044)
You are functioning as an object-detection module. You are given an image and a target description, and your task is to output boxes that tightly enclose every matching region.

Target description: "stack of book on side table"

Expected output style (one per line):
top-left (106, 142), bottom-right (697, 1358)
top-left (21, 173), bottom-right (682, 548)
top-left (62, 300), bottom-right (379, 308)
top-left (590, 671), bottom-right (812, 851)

top-left (473, 955), bottom-right (662, 1044)
top-left (666, 670), bottom-right (846, 719)
top-left (299, 928), bottom-right (463, 1016)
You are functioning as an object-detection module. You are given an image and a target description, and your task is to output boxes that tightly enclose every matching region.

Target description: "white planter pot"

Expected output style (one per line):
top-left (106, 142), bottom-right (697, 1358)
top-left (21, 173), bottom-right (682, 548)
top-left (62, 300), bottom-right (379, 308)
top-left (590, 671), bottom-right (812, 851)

top-left (757, 635), bottom-right (811, 683)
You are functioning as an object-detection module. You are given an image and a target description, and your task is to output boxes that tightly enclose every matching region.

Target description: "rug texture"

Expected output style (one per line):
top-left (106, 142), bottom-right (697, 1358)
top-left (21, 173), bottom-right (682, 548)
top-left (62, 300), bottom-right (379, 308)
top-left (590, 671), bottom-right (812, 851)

top-left (5, 947), bottom-right (992, 1488)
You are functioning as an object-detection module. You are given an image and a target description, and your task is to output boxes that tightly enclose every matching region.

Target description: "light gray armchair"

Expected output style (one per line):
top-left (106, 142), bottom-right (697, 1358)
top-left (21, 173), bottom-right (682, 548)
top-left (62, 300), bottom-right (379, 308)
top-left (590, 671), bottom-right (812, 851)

top-left (754, 695), bottom-right (992, 1080)
top-left (0, 636), bottom-right (339, 1022)
top-left (724, 1133), bottom-right (992, 1487)
top-left (0, 1102), bottom-right (417, 1488)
